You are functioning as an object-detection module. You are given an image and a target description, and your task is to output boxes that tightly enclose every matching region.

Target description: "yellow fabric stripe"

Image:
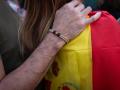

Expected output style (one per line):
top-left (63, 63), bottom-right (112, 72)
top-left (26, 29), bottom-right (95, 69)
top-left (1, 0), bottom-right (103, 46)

top-left (45, 25), bottom-right (92, 90)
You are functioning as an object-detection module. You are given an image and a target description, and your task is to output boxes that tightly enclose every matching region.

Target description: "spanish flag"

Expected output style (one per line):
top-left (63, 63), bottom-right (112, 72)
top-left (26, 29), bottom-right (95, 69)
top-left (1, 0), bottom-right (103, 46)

top-left (45, 11), bottom-right (120, 90)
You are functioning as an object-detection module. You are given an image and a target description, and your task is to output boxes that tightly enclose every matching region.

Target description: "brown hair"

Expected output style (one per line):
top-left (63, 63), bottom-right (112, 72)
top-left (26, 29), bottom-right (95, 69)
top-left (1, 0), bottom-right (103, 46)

top-left (20, 0), bottom-right (70, 55)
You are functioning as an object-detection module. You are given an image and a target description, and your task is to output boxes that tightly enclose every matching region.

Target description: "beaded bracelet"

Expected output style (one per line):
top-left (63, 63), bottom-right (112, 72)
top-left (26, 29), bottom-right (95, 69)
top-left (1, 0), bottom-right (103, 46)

top-left (49, 29), bottom-right (69, 43)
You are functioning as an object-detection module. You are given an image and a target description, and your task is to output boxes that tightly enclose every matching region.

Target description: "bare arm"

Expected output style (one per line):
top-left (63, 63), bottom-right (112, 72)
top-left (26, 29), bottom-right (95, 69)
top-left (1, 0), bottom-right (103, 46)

top-left (0, 1), bottom-right (101, 90)
top-left (0, 33), bottom-right (65, 90)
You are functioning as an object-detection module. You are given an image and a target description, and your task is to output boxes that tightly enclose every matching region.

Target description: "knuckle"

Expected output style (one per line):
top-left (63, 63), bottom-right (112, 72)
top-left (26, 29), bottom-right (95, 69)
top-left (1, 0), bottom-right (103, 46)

top-left (87, 6), bottom-right (92, 11)
top-left (81, 4), bottom-right (85, 8)
top-left (65, 7), bottom-right (73, 12)
top-left (56, 10), bottom-right (60, 15)
top-left (64, 4), bottom-right (70, 8)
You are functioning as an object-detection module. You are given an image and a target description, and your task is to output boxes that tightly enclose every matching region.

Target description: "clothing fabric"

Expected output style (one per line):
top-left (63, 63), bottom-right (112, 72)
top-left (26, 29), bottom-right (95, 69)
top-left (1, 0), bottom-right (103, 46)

top-left (0, 0), bottom-right (22, 73)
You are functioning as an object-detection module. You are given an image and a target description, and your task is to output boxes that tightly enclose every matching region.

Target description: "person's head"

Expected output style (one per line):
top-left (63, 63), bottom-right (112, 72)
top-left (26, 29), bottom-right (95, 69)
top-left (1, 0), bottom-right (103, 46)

top-left (20, 0), bottom-right (73, 55)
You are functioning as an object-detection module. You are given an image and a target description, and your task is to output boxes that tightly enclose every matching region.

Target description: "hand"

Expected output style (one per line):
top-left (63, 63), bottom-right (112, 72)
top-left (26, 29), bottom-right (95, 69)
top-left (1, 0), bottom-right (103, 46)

top-left (52, 0), bottom-right (101, 42)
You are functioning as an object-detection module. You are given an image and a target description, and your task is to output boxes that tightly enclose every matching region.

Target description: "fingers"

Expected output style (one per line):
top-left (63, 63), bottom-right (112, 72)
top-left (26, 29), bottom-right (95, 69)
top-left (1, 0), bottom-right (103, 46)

top-left (67, 0), bottom-right (81, 7)
top-left (85, 12), bottom-right (102, 24)
top-left (81, 7), bottom-right (92, 16)
top-left (75, 3), bottom-right (85, 11)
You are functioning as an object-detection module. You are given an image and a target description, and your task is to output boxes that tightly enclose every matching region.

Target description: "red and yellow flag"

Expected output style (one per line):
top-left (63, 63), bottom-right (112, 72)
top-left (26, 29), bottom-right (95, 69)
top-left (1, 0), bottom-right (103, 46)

top-left (45, 11), bottom-right (120, 90)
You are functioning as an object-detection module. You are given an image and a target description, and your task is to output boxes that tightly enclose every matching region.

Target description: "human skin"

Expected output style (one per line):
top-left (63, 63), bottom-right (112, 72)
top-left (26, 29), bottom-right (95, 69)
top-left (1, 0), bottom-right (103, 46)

top-left (0, 0), bottom-right (101, 90)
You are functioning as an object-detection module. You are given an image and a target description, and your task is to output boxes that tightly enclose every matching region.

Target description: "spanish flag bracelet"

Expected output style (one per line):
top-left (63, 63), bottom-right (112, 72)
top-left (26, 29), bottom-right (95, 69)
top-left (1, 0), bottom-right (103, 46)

top-left (49, 29), bottom-right (69, 43)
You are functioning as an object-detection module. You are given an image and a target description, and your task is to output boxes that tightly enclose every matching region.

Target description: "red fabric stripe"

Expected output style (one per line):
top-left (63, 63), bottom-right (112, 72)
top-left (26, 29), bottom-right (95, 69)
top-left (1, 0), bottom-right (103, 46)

top-left (90, 11), bottom-right (120, 90)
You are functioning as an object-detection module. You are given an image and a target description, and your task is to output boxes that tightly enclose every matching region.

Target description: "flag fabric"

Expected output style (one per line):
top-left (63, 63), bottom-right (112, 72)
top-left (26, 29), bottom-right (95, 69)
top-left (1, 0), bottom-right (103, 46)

top-left (90, 11), bottom-right (120, 90)
top-left (45, 11), bottom-right (120, 90)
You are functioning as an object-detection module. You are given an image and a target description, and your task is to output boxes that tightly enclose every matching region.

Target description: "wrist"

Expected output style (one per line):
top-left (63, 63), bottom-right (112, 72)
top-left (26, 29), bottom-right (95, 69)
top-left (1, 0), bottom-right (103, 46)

top-left (44, 32), bottom-right (65, 49)
top-left (49, 29), bottom-right (69, 43)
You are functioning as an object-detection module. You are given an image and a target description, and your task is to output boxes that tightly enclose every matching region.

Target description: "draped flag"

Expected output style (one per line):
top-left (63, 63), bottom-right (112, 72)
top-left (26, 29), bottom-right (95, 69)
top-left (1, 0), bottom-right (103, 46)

top-left (45, 11), bottom-right (120, 90)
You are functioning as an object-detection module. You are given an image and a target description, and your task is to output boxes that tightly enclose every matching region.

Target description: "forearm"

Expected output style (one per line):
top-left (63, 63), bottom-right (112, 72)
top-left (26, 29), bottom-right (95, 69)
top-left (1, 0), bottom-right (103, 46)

top-left (0, 33), bottom-right (65, 90)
